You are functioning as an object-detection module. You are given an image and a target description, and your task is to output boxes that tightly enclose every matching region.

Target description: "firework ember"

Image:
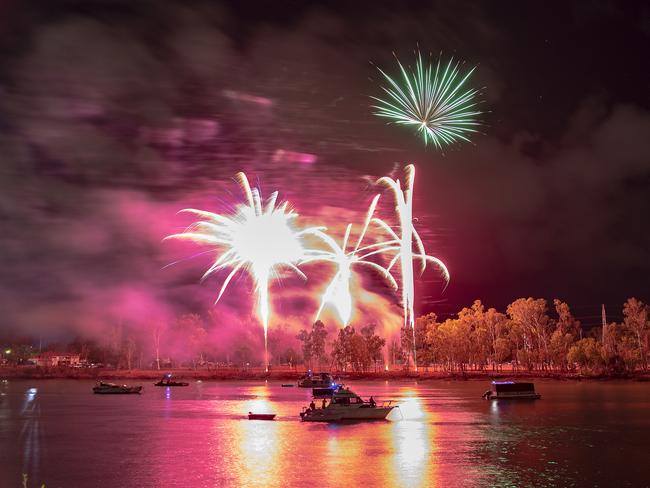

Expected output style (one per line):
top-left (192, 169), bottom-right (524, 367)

top-left (374, 164), bottom-right (450, 370)
top-left (302, 195), bottom-right (398, 326)
top-left (372, 50), bottom-right (482, 148)
top-left (165, 172), bottom-right (320, 371)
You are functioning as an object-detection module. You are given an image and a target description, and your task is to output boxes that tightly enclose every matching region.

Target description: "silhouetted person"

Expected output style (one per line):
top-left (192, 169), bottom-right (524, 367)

top-left (322, 398), bottom-right (327, 409)
top-left (309, 400), bottom-right (316, 411)
top-left (369, 396), bottom-right (376, 407)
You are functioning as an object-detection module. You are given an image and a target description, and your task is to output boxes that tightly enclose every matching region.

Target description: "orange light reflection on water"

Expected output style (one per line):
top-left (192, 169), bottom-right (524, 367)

top-left (387, 392), bottom-right (439, 487)
top-left (211, 384), bottom-right (454, 488)
top-left (229, 385), bottom-right (284, 487)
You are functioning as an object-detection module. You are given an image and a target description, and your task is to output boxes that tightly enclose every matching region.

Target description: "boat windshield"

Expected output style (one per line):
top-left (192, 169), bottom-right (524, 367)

top-left (332, 395), bottom-right (363, 405)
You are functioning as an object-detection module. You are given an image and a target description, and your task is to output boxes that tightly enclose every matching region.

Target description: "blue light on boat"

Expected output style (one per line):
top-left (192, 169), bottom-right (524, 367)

top-left (492, 381), bottom-right (514, 385)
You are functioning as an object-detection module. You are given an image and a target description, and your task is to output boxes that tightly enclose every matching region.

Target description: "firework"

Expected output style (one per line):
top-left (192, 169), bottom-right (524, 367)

top-left (302, 195), bottom-right (399, 325)
top-left (165, 173), bottom-right (320, 371)
top-left (374, 164), bottom-right (450, 370)
top-left (372, 51), bottom-right (482, 148)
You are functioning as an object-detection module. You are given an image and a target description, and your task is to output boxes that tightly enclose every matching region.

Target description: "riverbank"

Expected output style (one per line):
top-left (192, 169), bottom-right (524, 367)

top-left (2, 366), bottom-right (649, 381)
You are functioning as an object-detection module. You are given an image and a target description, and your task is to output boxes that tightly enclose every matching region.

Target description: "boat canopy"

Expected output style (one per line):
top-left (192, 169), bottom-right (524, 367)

top-left (492, 382), bottom-right (536, 393)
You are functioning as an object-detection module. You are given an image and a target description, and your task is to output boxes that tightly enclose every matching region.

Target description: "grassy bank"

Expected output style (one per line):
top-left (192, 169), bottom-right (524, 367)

top-left (1, 366), bottom-right (649, 381)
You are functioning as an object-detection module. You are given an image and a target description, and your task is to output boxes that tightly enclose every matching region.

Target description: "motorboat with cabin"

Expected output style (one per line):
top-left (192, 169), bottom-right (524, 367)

top-left (297, 371), bottom-right (335, 388)
top-left (300, 386), bottom-right (394, 422)
top-left (154, 373), bottom-right (189, 387)
top-left (482, 381), bottom-right (541, 400)
top-left (93, 381), bottom-right (143, 395)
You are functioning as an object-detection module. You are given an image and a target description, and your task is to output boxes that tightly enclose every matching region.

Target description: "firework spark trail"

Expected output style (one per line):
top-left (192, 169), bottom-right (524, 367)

top-left (374, 164), bottom-right (450, 370)
top-left (372, 51), bottom-right (482, 148)
top-left (301, 195), bottom-right (399, 326)
top-left (165, 173), bottom-right (321, 371)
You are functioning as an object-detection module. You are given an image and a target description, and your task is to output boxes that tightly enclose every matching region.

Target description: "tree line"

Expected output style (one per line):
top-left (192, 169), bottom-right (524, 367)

top-left (3, 297), bottom-right (648, 375)
top-left (296, 297), bottom-right (650, 374)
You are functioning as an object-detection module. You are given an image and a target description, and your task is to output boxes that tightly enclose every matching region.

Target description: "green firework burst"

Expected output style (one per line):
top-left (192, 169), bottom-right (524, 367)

top-left (372, 51), bottom-right (482, 148)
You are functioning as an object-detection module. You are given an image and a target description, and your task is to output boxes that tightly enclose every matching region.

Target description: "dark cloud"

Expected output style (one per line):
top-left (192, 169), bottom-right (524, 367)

top-left (0, 0), bottom-right (649, 343)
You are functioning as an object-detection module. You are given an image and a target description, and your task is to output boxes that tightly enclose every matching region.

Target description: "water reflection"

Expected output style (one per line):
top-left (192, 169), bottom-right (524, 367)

top-left (3, 380), bottom-right (647, 488)
top-left (21, 387), bottom-right (42, 481)
top-left (229, 384), bottom-right (283, 487)
top-left (388, 394), bottom-right (438, 487)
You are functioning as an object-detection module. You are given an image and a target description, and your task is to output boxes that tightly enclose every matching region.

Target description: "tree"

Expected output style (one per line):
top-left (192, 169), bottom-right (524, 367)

top-left (623, 298), bottom-right (649, 370)
top-left (567, 338), bottom-right (605, 373)
top-left (554, 299), bottom-right (582, 337)
top-left (549, 300), bottom-right (581, 370)
top-left (484, 307), bottom-right (512, 370)
top-left (413, 314), bottom-right (437, 369)
top-left (350, 334), bottom-right (370, 372)
top-left (388, 338), bottom-right (404, 368)
top-left (296, 321), bottom-right (328, 370)
top-left (173, 314), bottom-right (207, 369)
top-left (296, 329), bottom-right (312, 369)
top-left (282, 347), bottom-right (299, 369)
top-left (507, 298), bottom-right (553, 370)
top-left (311, 320), bottom-right (328, 370)
top-left (331, 326), bottom-right (355, 371)
top-left (399, 326), bottom-right (414, 369)
top-left (549, 329), bottom-right (574, 370)
top-left (124, 336), bottom-right (137, 370)
top-left (361, 324), bottom-right (386, 371)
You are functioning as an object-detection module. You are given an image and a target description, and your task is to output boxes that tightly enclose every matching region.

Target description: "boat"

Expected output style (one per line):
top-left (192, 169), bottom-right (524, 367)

top-left (312, 386), bottom-right (338, 398)
top-left (312, 380), bottom-right (342, 398)
top-left (297, 371), bottom-right (334, 388)
top-left (248, 412), bottom-right (276, 420)
top-left (300, 386), bottom-right (394, 422)
top-left (93, 381), bottom-right (143, 395)
top-left (482, 381), bottom-right (541, 400)
top-left (154, 374), bottom-right (189, 387)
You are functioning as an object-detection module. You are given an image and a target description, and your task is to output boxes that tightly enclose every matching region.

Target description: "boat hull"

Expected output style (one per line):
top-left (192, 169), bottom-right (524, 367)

top-left (248, 413), bottom-right (276, 420)
top-left (301, 406), bottom-right (394, 422)
top-left (489, 393), bottom-right (541, 400)
top-left (93, 387), bottom-right (142, 394)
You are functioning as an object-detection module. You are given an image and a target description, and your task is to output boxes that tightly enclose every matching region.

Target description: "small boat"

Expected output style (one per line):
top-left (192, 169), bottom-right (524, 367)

top-left (297, 371), bottom-right (334, 388)
top-left (482, 381), bottom-right (541, 400)
top-left (281, 384), bottom-right (295, 387)
top-left (154, 374), bottom-right (189, 387)
top-left (300, 387), bottom-right (394, 422)
top-left (93, 381), bottom-right (143, 395)
top-left (248, 412), bottom-right (276, 420)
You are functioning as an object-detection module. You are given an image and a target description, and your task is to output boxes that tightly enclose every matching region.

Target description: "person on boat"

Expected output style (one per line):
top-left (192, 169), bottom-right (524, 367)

top-left (321, 398), bottom-right (327, 409)
top-left (309, 400), bottom-right (316, 411)
top-left (369, 396), bottom-right (376, 407)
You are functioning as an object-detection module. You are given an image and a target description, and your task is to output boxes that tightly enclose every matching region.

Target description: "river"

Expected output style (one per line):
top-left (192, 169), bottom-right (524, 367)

top-left (0, 379), bottom-right (648, 487)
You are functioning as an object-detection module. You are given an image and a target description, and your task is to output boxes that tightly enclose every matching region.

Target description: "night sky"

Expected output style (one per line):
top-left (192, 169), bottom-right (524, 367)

top-left (1, 0), bottom-right (649, 339)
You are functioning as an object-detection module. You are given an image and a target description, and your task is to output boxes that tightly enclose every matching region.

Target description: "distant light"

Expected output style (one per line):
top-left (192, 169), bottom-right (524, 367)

top-left (4, 349), bottom-right (11, 354)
